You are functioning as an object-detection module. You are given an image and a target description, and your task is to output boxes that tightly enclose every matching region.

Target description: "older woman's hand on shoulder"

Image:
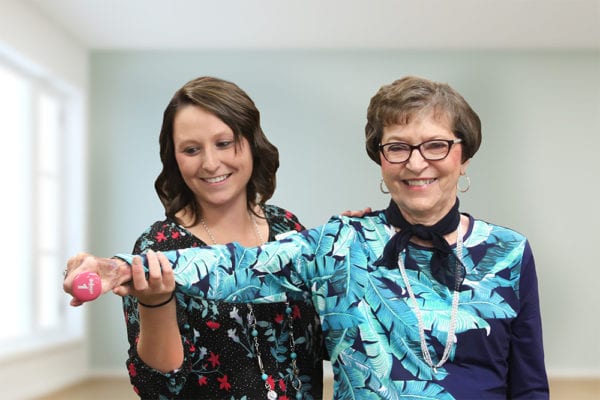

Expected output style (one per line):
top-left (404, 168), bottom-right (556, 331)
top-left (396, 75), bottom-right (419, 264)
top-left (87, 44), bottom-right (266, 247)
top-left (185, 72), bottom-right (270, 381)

top-left (341, 207), bottom-right (373, 218)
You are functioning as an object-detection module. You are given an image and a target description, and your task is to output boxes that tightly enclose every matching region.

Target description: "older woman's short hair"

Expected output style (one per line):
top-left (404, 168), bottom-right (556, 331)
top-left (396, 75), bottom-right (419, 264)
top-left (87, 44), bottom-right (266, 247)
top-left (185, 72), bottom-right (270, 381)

top-left (365, 76), bottom-right (482, 165)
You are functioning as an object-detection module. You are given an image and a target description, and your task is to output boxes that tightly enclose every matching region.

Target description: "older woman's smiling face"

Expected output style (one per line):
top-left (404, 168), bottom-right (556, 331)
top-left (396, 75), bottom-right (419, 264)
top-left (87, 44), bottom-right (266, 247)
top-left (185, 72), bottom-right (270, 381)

top-left (380, 112), bottom-right (469, 226)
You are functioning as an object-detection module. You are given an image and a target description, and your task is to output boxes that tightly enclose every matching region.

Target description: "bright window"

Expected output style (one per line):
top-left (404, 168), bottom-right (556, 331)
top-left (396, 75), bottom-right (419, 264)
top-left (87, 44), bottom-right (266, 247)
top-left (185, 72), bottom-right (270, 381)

top-left (0, 54), bottom-right (85, 355)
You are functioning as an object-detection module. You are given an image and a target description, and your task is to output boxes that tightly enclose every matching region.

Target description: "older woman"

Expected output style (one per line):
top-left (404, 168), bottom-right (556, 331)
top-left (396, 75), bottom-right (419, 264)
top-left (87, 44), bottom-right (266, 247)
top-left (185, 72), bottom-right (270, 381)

top-left (65, 76), bottom-right (549, 399)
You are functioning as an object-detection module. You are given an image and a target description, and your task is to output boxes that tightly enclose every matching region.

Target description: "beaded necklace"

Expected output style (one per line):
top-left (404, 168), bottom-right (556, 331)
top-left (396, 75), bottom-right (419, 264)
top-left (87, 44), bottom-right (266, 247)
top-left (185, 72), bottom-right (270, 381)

top-left (397, 222), bottom-right (463, 375)
top-left (199, 213), bottom-right (303, 399)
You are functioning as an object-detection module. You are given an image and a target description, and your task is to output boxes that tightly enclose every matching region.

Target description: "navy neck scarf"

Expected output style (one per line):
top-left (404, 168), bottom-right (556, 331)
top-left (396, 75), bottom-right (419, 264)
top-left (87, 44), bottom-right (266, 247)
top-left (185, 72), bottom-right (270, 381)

top-left (375, 198), bottom-right (465, 289)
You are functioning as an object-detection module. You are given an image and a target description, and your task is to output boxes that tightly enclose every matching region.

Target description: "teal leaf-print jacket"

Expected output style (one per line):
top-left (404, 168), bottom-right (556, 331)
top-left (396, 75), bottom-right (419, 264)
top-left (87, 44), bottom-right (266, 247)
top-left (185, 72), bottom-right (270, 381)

top-left (118, 211), bottom-right (548, 399)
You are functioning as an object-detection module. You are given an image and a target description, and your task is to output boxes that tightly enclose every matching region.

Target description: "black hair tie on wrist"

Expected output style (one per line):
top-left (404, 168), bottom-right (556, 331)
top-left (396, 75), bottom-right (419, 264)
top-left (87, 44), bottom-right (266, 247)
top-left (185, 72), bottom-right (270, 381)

top-left (138, 292), bottom-right (175, 308)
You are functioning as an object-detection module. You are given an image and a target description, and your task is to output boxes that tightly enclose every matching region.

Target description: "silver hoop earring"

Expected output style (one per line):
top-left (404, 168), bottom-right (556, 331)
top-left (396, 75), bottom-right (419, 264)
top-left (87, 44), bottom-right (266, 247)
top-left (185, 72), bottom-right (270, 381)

top-left (457, 175), bottom-right (471, 193)
top-left (379, 179), bottom-right (390, 194)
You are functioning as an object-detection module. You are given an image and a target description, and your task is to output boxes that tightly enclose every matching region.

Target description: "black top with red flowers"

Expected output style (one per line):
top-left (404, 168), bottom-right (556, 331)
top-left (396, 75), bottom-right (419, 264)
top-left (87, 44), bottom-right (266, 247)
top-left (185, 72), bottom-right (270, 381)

top-left (124, 205), bottom-right (324, 400)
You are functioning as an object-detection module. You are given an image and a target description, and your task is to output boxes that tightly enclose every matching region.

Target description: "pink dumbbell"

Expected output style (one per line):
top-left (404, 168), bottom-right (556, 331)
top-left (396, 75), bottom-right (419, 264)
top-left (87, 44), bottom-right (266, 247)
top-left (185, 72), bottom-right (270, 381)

top-left (72, 271), bottom-right (102, 302)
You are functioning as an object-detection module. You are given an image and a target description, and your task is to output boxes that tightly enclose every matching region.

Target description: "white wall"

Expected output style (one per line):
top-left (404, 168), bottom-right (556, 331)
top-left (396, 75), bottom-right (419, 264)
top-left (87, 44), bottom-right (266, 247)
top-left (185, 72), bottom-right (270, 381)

top-left (0, 0), bottom-right (87, 89)
top-left (0, 1), bottom-right (89, 399)
top-left (87, 50), bottom-right (600, 378)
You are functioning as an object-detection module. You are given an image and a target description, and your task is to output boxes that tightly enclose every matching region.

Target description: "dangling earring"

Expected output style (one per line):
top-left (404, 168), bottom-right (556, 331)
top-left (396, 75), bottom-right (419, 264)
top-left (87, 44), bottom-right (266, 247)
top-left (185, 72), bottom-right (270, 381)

top-left (379, 179), bottom-right (390, 194)
top-left (457, 175), bottom-right (471, 193)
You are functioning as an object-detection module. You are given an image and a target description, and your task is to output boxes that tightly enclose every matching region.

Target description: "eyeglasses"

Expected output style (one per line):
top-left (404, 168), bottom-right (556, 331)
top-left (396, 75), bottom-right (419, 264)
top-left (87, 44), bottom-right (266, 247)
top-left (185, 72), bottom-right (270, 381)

top-left (379, 139), bottom-right (462, 163)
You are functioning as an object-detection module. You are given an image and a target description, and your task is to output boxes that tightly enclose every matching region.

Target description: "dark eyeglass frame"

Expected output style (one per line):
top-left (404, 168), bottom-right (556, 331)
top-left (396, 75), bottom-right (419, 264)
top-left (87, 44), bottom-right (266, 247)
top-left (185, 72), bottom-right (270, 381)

top-left (379, 138), bottom-right (463, 163)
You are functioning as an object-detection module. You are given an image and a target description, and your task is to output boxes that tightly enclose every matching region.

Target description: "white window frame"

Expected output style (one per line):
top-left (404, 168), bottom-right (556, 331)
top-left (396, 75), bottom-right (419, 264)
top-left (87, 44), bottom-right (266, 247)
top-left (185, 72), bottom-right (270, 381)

top-left (0, 50), bottom-right (86, 359)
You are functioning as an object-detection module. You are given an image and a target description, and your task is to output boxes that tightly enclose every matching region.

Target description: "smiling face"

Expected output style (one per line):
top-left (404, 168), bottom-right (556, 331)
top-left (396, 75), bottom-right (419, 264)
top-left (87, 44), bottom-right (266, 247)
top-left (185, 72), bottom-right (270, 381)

top-left (380, 111), bottom-right (469, 225)
top-left (173, 105), bottom-right (253, 211)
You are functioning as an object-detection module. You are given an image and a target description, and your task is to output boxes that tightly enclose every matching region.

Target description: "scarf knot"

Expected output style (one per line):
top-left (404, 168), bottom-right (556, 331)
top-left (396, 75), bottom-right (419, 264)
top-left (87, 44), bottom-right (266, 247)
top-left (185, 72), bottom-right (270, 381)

top-left (374, 198), bottom-right (465, 289)
top-left (412, 225), bottom-right (434, 241)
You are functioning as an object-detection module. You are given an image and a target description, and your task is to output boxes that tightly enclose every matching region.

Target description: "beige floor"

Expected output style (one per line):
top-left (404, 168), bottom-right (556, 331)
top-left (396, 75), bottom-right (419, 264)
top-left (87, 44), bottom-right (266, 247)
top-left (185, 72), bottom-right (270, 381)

top-left (33, 376), bottom-right (599, 400)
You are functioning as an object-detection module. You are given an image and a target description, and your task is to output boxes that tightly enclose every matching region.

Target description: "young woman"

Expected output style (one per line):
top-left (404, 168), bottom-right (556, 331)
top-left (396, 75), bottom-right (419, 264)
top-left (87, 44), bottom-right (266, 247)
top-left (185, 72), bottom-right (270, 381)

top-left (69, 76), bottom-right (324, 399)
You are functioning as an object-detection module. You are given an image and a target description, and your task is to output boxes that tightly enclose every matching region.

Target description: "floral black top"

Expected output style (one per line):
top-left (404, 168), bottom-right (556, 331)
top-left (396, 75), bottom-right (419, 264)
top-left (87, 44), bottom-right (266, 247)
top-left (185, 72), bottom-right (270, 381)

top-left (124, 205), bottom-right (324, 400)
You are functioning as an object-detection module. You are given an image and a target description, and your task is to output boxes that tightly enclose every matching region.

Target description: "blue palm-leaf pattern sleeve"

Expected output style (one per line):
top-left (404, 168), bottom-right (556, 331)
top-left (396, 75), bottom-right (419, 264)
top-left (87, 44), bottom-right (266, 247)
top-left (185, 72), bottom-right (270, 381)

top-left (115, 213), bottom-right (548, 399)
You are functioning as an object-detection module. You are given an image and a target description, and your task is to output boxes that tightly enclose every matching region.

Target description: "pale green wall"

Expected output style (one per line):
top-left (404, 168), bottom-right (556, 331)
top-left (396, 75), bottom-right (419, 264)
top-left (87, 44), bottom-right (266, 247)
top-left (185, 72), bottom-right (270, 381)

top-left (88, 50), bottom-right (600, 376)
